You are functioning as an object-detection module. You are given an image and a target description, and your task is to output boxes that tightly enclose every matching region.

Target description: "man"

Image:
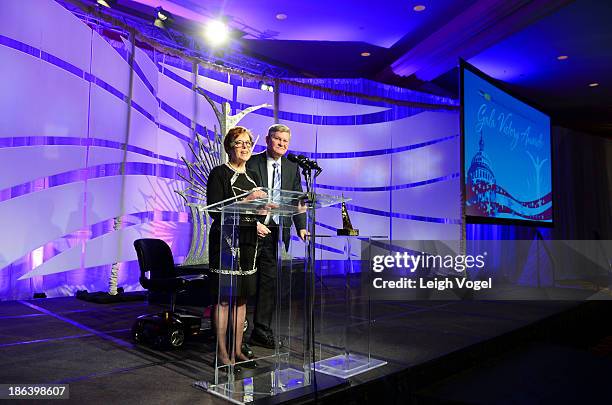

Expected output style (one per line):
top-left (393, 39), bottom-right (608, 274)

top-left (247, 124), bottom-right (308, 349)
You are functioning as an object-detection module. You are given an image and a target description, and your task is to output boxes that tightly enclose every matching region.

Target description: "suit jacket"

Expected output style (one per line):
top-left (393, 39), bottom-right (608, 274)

top-left (246, 151), bottom-right (306, 249)
top-left (206, 164), bottom-right (262, 231)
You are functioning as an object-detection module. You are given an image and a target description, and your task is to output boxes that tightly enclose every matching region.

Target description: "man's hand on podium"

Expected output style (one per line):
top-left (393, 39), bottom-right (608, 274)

top-left (299, 229), bottom-right (310, 241)
top-left (297, 200), bottom-right (308, 214)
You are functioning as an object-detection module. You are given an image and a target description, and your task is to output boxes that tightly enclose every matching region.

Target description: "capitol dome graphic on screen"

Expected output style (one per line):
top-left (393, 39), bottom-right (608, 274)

top-left (462, 62), bottom-right (552, 225)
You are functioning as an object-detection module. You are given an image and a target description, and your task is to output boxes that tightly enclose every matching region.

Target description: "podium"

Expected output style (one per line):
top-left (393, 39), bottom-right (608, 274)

top-left (312, 235), bottom-right (388, 378)
top-left (191, 187), bottom-right (344, 403)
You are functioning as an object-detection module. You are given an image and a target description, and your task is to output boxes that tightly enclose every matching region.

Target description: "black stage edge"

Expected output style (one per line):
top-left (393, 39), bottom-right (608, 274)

top-left (286, 301), bottom-right (612, 405)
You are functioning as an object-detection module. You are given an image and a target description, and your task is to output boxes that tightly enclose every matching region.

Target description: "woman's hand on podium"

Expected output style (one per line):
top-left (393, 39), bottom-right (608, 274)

top-left (255, 202), bottom-right (279, 216)
top-left (245, 188), bottom-right (267, 201)
top-left (256, 222), bottom-right (271, 238)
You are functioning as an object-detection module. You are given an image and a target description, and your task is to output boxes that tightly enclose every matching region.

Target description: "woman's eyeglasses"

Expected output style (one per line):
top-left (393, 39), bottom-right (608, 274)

top-left (233, 140), bottom-right (253, 148)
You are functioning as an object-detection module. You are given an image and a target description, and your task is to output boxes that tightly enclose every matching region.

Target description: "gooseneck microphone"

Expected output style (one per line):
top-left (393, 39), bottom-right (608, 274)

top-left (287, 153), bottom-right (322, 176)
top-left (286, 153), bottom-right (300, 162)
top-left (287, 153), bottom-right (304, 165)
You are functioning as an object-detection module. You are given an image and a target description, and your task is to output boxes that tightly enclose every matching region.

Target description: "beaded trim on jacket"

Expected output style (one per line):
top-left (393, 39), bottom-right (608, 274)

top-left (210, 164), bottom-right (259, 275)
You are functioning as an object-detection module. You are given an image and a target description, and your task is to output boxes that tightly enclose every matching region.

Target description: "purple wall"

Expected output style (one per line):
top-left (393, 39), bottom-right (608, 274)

top-left (0, 0), bottom-right (460, 300)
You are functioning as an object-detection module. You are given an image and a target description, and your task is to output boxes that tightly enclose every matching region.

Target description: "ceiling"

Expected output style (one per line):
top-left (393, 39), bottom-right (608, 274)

top-left (115, 0), bottom-right (612, 135)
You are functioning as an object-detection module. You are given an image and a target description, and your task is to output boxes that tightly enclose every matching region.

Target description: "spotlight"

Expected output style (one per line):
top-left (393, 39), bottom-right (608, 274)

top-left (204, 19), bottom-right (230, 47)
top-left (96, 0), bottom-right (116, 7)
top-left (258, 81), bottom-right (274, 92)
top-left (154, 7), bottom-right (173, 29)
top-left (155, 7), bottom-right (171, 21)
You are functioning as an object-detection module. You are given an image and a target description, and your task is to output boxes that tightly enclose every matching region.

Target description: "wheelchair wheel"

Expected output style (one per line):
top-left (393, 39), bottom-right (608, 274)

top-left (131, 320), bottom-right (144, 343)
top-left (168, 325), bottom-right (185, 348)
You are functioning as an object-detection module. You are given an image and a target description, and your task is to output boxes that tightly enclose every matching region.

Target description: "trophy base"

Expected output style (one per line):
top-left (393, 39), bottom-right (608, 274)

top-left (337, 229), bottom-right (359, 236)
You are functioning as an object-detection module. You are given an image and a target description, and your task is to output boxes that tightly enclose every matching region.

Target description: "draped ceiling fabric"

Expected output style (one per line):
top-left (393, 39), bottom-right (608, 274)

top-left (0, 0), bottom-right (460, 300)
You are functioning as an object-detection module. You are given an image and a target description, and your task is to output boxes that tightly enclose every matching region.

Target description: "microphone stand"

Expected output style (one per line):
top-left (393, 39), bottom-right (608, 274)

top-left (287, 153), bottom-right (322, 385)
top-left (299, 163), bottom-right (318, 389)
top-left (300, 164), bottom-right (318, 277)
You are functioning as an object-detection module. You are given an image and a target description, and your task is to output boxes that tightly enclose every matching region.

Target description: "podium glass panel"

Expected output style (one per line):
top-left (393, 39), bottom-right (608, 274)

top-left (313, 235), bottom-right (387, 378)
top-left (191, 188), bottom-right (344, 403)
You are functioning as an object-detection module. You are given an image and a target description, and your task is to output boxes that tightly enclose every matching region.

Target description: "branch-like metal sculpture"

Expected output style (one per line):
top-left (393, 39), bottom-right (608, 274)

top-left (195, 86), bottom-right (270, 156)
top-left (176, 88), bottom-right (270, 265)
top-left (176, 128), bottom-right (223, 264)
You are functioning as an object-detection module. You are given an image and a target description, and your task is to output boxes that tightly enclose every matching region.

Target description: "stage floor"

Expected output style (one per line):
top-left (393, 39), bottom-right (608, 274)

top-left (1, 289), bottom-right (610, 404)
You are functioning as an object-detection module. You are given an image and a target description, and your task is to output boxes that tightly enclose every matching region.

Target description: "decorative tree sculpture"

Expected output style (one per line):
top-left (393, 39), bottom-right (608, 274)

top-left (175, 87), bottom-right (271, 264)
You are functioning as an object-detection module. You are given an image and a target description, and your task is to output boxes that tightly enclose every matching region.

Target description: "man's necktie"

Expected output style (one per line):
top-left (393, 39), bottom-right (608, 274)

top-left (272, 162), bottom-right (281, 224)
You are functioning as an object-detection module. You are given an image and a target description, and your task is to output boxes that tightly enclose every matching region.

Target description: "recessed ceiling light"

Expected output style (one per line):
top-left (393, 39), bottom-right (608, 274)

top-left (276, 13), bottom-right (287, 20)
top-left (556, 55), bottom-right (568, 60)
top-left (413, 5), bottom-right (426, 12)
top-left (588, 82), bottom-right (599, 87)
top-left (361, 52), bottom-right (371, 57)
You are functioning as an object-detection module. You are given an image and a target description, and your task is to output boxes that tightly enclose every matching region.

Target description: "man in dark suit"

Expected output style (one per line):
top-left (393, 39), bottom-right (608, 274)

top-left (247, 124), bottom-right (308, 348)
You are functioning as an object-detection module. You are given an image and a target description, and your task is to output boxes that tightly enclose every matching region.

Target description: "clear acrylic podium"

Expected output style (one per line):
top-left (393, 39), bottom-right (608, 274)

top-left (191, 187), bottom-right (344, 403)
top-left (312, 235), bottom-right (387, 378)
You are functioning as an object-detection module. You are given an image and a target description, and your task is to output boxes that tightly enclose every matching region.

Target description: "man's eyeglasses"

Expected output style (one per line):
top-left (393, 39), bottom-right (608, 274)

top-left (233, 140), bottom-right (253, 148)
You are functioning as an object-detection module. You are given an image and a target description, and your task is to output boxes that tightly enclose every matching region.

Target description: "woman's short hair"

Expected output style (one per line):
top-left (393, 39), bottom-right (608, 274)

top-left (224, 126), bottom-right (253, 153)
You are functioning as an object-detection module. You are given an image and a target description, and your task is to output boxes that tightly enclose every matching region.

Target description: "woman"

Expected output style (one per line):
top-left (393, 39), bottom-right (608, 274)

top-left (207, 126), bottom-right (270, 370)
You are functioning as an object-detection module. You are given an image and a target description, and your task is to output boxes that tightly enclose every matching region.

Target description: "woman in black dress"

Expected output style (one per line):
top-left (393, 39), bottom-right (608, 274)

top-left (207, 126), bottom-right (270, 368)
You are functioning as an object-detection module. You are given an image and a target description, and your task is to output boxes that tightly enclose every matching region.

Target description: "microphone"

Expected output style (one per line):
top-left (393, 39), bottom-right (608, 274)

top-left (287, 153), bottom-right (307, 166)
top-left (287, 153), bottom-right (322, 176)
top-left (296, 154), bottom-right (313, 168)
top-left (297, 154), bottom-right (322, 176)
top-left (298, 154), bottom-right (322, 173)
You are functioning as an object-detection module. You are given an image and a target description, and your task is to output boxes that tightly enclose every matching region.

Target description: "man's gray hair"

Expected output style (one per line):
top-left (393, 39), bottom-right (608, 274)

top-left (267, 124), bottom-right (291, 137)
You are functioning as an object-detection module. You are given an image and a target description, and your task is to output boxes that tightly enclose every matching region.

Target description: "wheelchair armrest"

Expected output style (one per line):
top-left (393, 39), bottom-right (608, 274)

top-left (140, 276), bottom-right (187, 292)
top-left (178, 274), bottom-right (206, 281)
top-left (175, 264), bottom-right (209, 276)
